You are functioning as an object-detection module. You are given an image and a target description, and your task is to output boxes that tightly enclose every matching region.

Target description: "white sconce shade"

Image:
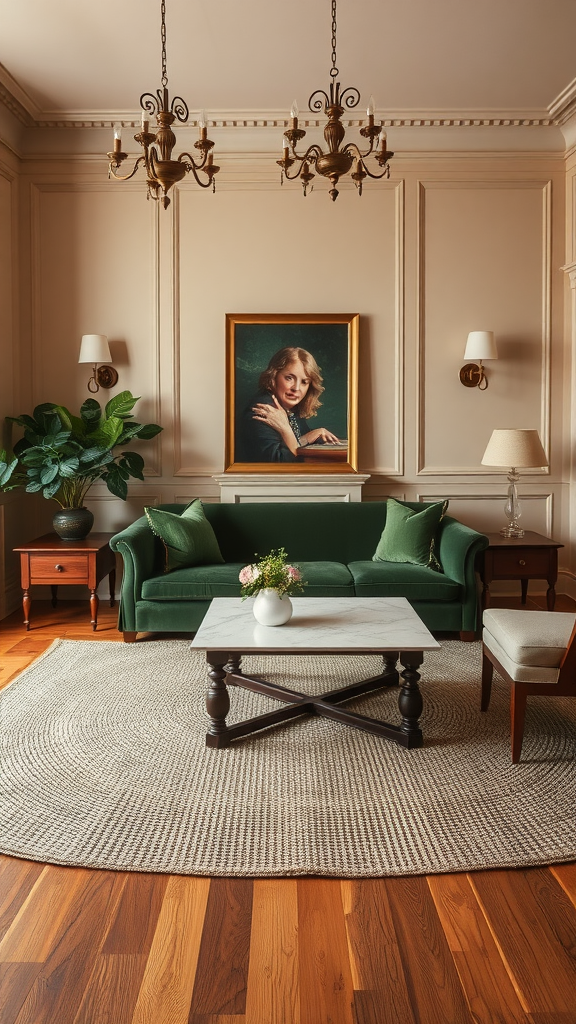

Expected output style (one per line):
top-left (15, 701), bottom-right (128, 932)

top-left (464, 331), bottom-right (498, 361)
top-left (79, 334), bottom-right (112, 365)
top-left (481, 428), bottom-right (548, 469)
top-left (481, 428), bottom-right (548, 537)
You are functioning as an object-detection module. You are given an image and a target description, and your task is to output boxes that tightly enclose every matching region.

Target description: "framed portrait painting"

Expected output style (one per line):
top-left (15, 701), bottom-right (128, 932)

top-left (225, 313), bottom-right (359, 473)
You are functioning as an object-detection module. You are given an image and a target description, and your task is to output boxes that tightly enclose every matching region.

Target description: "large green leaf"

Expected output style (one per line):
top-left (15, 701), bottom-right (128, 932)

top-left (25, 479), bottom-right (43, 493)
top-left (102, 464), bottom-right (128, 500)
top-left (80, 399), bottom-right (102, 427)
top-left (40, 464), bottom-right (59, 485)
top-left (105, 391), bottom-right (139, 419)
top-left (133, 423), bottom-right (162, 440)
top-left (120, 451), bottom-right (145, 479)
top-left (59, 457), bottom-right (80, 478)
top-left (42, 478), bottom-right (62, 499)
top-left (86, 416), bottom-right (123, 449)
top-left (0, 452), bottom-right (18, 487)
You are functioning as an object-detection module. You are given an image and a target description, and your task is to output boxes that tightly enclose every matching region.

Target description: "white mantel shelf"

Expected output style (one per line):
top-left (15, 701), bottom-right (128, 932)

top-left (213, 473), bottom-right (371, 503)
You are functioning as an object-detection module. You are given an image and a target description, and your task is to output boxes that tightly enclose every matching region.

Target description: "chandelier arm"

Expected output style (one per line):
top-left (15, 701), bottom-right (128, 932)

top-left (356, 162), bottom-right (391, 181)
top-left (183, 164), bottom-right (214, 188)
top-left (108, 155), bottom-right (147, 182)
top-left (308, 89), bottom-right (331, 113)
top-left (141, 92), bottom-right (162, 118)
top-left (338, 86), bottom-right (361, 110)
top-left (171, 96), bottom-right (189, 123)
top-left (289, 143), bottom-right (323, 164)
top-left (178, 150), bottom-right (205, 171)
top-left (342, 141), bottom-right (374, 160)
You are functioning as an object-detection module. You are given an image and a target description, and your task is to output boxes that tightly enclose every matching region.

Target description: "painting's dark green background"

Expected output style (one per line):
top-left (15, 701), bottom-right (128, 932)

top-left (234, 323), bottom-right (349, 444)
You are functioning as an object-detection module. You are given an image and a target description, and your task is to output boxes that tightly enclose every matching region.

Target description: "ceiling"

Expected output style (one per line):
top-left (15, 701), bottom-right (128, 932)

top-left (1, 0), bottom-right (576, 125)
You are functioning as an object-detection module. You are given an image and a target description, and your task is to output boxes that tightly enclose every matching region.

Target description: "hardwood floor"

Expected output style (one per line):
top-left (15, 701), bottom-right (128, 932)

top-left (1, 597), bottom-right (575, 1024)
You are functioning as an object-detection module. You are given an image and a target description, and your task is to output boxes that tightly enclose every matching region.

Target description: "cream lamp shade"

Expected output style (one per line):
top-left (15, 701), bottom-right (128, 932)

top-left (464, 331), bottom-right (498, 361)
top-left (481, 428), bottom-right (548, 469)
top-left (78, 334), bottom-right (111, 365)
top-left (481, 428), bottom-right (547, 537)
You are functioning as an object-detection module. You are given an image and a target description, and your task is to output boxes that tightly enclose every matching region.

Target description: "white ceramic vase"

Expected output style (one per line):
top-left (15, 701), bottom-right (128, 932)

top-left (253, 588), bottom-right (293, 626)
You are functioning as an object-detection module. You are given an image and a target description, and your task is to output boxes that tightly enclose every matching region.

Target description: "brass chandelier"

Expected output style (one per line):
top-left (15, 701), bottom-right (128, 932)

top-left (107, 0), bottom-right (219, 209)
top-left (278, 0), bottom-right (394, 200)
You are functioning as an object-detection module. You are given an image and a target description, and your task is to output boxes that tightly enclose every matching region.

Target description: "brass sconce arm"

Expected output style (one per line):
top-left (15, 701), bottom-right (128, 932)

top-left (107, 153), bottom-right (147, 182)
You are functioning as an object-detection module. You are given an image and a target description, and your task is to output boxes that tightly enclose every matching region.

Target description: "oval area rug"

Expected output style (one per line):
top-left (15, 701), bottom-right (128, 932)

top-left (0, 638), bottom-right (575, 876)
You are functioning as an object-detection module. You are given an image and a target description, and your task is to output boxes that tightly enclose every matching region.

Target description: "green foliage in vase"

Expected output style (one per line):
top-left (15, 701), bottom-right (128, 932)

top-left (0, 391), bottom-right (162, 508)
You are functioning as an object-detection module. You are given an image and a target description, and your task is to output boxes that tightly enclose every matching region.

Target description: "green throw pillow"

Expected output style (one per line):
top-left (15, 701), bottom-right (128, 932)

top-left (144, 499), bottom-right (224, 572)
top-left (372, 497), bottom-right (449, 571)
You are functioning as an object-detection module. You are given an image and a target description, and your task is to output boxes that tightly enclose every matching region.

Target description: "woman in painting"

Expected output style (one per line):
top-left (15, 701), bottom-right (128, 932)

top-left (236, 346), bottom-right (341, 462)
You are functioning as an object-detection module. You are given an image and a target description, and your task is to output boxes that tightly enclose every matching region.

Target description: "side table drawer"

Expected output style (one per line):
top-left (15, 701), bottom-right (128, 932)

top-left (29, 554), bottom-right (89, 581)
top-left (490, 549), bottom-right (552, 576)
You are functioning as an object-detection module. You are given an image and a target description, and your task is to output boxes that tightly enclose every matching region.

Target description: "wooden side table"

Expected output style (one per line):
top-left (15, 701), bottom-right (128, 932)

top-left (478, 532), bottom-right (563, 611)
top-left (14, 533), bottom-right (116, 631)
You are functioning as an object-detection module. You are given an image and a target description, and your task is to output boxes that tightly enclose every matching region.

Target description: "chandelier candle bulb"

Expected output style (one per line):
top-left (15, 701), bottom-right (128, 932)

top-left (367, 95), bottom-right (375, 122)
top-left (113, 123), bottom-right (122, 153)
top-left (141, 111), bottom-right (149, 133)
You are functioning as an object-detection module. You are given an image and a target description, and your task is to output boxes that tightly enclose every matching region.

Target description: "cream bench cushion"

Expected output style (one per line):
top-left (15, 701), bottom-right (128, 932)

top-left (482, 608), bottom-right (576, 684)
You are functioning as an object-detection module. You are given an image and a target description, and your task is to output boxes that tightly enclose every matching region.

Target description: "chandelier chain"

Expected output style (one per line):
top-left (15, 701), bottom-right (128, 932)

top-left (160, 0), bottom-right (168, 88)
top-left (330, 0), bottom-right (338, 79)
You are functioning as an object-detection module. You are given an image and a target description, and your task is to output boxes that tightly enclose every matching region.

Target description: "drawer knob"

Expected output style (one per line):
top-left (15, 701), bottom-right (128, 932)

top-left (518, 559), bottom-right (526, 566)
top-left (55, 564), bottom-right (64, 572)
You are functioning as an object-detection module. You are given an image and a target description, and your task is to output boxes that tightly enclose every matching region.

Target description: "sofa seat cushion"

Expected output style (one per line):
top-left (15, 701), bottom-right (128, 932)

top-left (348, 561), bottom-right (461, 600)
top-left (142, 561), bottom-right (355, 601)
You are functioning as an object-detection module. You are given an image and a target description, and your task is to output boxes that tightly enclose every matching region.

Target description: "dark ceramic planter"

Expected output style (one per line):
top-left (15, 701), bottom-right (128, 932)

top-left (52, 507), bottom-right (94, 541)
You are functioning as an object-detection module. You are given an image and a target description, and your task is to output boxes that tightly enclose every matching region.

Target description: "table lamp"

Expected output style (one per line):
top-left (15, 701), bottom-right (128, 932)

top-left (481, 428), bottom-right (548, 537)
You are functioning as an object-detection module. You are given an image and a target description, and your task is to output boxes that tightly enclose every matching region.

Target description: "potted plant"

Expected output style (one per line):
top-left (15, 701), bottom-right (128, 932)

top-left (0, 391), bottom-right (162, 539)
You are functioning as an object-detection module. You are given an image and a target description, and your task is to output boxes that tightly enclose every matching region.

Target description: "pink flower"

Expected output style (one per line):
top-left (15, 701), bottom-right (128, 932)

top-left (239, 564), bottom-right (259, 585)
top-left (287, 565), bottom-right (301, 581)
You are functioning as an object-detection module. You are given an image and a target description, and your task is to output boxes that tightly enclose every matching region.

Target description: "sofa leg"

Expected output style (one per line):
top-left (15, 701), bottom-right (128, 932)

top-left (459, 631), bottom-right (476, 642)
top-left (123, 631), bottom-right (138, 643)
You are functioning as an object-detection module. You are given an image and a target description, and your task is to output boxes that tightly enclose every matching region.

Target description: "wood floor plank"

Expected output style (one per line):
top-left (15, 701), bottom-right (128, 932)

top-left (428, 872), bottom-right (527, 1024)
top-left (0, 858), bottom-right (45, 943)
top-left (72, 952), bottom-right (146, 1024)
top-left (244, 879), bottom-right (299, 1024)
top-left (12, 868), bottom-right (127, 1024)
top-left (102, 871), bottom-right (169, 955)
top-left (130, 875), bottom-right (210, 1024)
top-left (470, 868), bottom-right (576, 1014)
top-left (550, 863), bottom-right (576, 910)
top-left (0, 964), bottom-right (44, 1024)
top-left (188, 878), bottom-right (253, 1021)
top-left (342, 878), bottom-right (414, 1024)
top-left (0, 866), bottom-right (88, 963)
top-left (297, 878), bottom-right (355, 1024)
top-left (385, 875), bottom-right (474, 1024)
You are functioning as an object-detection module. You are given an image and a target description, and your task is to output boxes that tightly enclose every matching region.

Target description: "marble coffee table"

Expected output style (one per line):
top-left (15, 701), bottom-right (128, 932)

top-left (190, 597), bottom-right (440, 750)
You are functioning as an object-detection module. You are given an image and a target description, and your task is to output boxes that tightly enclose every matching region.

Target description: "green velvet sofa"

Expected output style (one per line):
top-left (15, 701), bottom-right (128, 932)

top-left (109, 501), bottom-right (489, 642)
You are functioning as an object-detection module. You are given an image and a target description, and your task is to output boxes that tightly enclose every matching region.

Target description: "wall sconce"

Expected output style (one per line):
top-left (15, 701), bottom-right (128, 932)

top-left (481, 427), bottom-right (548, 537)
top-left (459, 331), bottom-right (498, 390)
top-left (78, 335), bottom-right (119, 394)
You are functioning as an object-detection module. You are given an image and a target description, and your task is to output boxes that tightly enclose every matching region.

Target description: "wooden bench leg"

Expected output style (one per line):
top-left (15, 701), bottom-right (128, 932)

top-left (459, 631), bottom-right (476, 642)
top-left (511, 683), bottom-right (527, 764)
top-left (481, 650), bottom-right (493, 711)
top-left (123, 631), bottom-right (138, 643)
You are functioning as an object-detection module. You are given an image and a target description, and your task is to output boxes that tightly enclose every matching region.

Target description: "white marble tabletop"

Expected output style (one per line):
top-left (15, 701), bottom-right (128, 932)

top-left (190, 597), bottom-right (440, 654)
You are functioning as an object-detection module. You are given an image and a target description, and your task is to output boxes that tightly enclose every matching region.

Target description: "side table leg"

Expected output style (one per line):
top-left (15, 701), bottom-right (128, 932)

top-left (520, 579), bottom-right (528, 605)
top-left (398, 652), bottom-right (424, 748)
top-left (546, 579), bottom-right (556, 611)
top-left (90, 589), bottom-right (99, 631)
top-left (109, 569), bottom-right (116, 607)
top-left (22, 589), bottom-right (31, 631)
top-left (50, 585), bottom-right (58, 608)
top-left (206, 657), bottom-right (231, 748)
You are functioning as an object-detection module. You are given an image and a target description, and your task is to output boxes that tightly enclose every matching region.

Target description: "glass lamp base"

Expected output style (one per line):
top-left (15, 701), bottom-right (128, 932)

top-left (500, 524), bottom-right (524, 538)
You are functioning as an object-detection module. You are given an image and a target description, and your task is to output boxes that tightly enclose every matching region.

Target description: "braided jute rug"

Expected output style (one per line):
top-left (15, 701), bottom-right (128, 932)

top-left (1, 638), bottom-right (575, 877)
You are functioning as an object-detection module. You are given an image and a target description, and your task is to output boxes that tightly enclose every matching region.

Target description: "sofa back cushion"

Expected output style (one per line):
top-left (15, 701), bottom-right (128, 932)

top-left (148, 501), bottom-right (454, 564)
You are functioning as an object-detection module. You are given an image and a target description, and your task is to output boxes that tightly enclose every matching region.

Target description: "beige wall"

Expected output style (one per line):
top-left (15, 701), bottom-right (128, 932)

top-left (0, 136), bottom-right (573, 613)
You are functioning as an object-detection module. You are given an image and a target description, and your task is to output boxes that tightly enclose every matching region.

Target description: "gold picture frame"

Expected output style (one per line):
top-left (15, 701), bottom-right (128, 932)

top-left (225, 313), bottom-right (359, 473)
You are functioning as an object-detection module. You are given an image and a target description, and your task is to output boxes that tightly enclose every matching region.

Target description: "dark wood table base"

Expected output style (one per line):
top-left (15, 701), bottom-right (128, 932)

top-left (205, 650), bottom-right (425, 750)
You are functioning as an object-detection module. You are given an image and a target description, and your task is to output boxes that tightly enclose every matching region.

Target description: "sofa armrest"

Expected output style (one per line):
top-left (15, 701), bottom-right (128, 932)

top-left (438, 518), bottom-right (489, 632)
top-left (110, 516), bottom-right (160, 632)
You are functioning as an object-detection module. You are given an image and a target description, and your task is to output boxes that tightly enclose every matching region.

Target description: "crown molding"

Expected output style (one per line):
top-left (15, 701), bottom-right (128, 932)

top-left (548, 77), bottom-right (576, 124)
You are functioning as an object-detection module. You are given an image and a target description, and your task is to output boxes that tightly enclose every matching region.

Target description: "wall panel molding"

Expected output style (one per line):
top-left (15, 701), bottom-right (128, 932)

top-left (416, 179), bottom-right (553, 476)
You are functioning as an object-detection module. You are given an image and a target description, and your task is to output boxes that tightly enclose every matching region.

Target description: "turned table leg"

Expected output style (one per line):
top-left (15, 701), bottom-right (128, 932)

top-left (22, 589), bottom-right (31, 631)
top-left (206, 655), bottom-right (231, 748)
top-left (398, 652), bottom-right (424, 748)
top-left (90, 589), bottom-right (99, 631)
